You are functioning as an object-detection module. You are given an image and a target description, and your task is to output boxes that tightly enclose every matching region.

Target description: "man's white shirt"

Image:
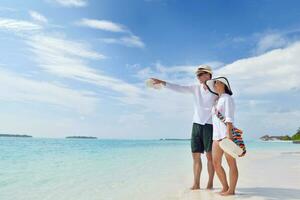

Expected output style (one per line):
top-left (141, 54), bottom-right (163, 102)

top-left (165, 82), bottom-right (217, 125)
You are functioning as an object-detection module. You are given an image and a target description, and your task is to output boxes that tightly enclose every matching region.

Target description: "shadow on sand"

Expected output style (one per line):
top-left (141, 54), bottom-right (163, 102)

top-left (180, 187), bottom-right (300, 200)
top-left (237, 187), bottom-right (300, 200)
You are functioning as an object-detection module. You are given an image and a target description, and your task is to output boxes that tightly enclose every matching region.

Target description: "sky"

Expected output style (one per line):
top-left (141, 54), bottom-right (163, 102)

top-left (0, 0), bottom-right (299, 139)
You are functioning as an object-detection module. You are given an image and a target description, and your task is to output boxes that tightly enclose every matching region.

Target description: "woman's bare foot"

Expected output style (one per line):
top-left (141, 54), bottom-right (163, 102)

top-left (217, 187), bottom-right (229, 194)
top-left (220, 190), bottom-right (235, 196)
top-left (190, 185), bottom-right (200, 190)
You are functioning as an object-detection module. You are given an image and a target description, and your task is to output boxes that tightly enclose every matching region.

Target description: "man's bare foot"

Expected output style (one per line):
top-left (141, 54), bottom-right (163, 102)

top-left (190, 185), bottom-right (200, 190)
top-left (220, 190), bottom-right (235, 196)
top-left (206, 182), bottom-right (213, 190)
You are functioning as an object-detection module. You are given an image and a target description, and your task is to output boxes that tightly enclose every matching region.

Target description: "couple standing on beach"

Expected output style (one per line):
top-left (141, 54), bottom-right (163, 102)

top-left (151, 65), bottom-right (239, 196)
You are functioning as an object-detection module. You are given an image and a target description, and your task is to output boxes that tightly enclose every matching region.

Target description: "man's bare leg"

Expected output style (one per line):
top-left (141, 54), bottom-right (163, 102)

top-left (191, 152), bottom-right (201, 190)
top-left (206, 152), bottom-right (214, 189)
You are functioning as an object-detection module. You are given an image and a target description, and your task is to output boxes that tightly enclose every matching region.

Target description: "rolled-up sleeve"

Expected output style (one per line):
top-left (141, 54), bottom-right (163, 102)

top-left (165, 82), bottom-right (194, 94)
top-left (224, 97), bottom-right (235, 123)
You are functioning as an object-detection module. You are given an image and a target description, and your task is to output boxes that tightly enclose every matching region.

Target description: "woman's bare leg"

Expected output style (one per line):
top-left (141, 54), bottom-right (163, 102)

top-left (212, 141), bottom-right (229, 193)
top-left (221, 153), bottom-right (238, 196)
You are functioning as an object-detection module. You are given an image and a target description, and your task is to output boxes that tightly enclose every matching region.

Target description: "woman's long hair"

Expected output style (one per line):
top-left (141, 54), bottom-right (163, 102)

top-left (224, 85), bottom-right (231, 95)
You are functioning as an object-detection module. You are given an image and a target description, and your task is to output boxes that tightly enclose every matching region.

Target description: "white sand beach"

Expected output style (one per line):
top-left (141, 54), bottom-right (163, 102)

top-left (177, 150), bottom-right (300, 200)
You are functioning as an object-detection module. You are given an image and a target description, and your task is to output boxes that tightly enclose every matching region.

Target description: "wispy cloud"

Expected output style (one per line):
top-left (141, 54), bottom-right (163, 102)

top-left (255, 33), bottom-right (288, 54)
top-left (0, 7), bottom-right (17, 12)
top-left (218, 29), bottom-right (300, 57)
top-left (26, 34), bottom-right (143, 102)
top-left (76, 18), bottom-right (145, 48)
top-left (76, 18), bottom-right (127, 32)
top-left (0, 16), bottom-right (144, 109)
top-left (48, 0), bottom-right (88, 7)
top-left (0, 18), bottom-right (42, 32)
top-left (29, 10), bottom-right (48, 23)
top-left (0, 67), bottom-right (98, 114)
top-left (101, 35), bottom-right (145, 48)
top-left (119, 35), bottom-right (145, 48)
top-left (27, 34), bottom-right (105, 60)
top-left (253, 29), bottom-right (300, 54)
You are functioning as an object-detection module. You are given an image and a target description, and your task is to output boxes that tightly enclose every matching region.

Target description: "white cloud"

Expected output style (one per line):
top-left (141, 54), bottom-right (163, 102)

top-left (76, 18), bottom-right (127, 32)
top-left (101, 35), bottom-right (145, 48)
top-left (49, 0), bottom-right (88, 7)
top-left (76, 18), bottom-right (146, 48)
top-left (29, 10), bottom-right (48, 23)
top-left (0, 18), bottom-right (41, 32)
top-left (255, 33), bottom-right (288, 54)
top-left (0, 17), bottom-right (144, 107)
top-left (0, 7), bottom-right (17, 12)
top-left (26, 34), bottom-right (143, 102)
top-left (216, 42), bottom-right (300, 95)
top-left (27, 34), bottom-right (105, 60)
top-left (120, 35), bottom-right (145, 48)
top-left (0, 67), bottom-right (98, 114)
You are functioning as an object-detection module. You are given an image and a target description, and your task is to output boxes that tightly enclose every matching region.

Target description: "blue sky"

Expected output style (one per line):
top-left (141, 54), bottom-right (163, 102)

top-left (0, 0), bottom-right (300, 139)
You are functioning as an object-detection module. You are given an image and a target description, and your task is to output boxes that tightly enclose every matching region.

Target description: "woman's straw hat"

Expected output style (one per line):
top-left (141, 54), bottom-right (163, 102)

top-left (205, 77), bottom-right (233, 95)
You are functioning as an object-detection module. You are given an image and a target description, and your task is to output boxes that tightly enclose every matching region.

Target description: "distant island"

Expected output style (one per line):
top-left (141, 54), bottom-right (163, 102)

top-left (0, 134), bottom-right (32, 138)
top-left (260, 135), bottom-right (292, 141)
top-left (160, 138), bottom-right (190, 141)
top-left (260, 128), bottom-right (300, 144)
top-left (66, 136), bottom-right (97, 139)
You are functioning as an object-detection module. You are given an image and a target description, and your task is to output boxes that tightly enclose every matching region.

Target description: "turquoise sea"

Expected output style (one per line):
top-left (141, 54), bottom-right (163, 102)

top-left (0, 138), bottom-right (299, 200)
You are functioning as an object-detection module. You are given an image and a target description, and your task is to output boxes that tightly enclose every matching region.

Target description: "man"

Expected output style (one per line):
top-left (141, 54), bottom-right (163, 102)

top-left (152, 65), bottom-right (217, 190)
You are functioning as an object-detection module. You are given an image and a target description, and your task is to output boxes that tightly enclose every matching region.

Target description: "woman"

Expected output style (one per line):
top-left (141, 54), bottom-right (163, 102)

top-left (205, 77), bottom-right (238, 196)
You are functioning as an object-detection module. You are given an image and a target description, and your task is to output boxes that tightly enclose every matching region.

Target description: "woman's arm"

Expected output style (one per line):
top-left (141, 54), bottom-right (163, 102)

top-left (226, 122), bottom-right (234, 140)
top-left (224, 97), bottom-right (235, 140)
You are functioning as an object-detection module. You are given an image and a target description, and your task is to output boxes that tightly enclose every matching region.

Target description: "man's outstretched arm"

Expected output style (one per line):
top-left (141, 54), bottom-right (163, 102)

top-left (151, 78), bottom-right (194, 94)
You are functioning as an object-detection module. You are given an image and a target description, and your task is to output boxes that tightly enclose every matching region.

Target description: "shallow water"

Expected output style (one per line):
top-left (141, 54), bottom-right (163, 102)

top-left (0, 138), bottom-right (299, 200)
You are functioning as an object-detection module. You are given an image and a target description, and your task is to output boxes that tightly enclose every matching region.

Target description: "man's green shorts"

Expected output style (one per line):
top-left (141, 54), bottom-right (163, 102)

top-left (191, 123), bottom-right (213, 153)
